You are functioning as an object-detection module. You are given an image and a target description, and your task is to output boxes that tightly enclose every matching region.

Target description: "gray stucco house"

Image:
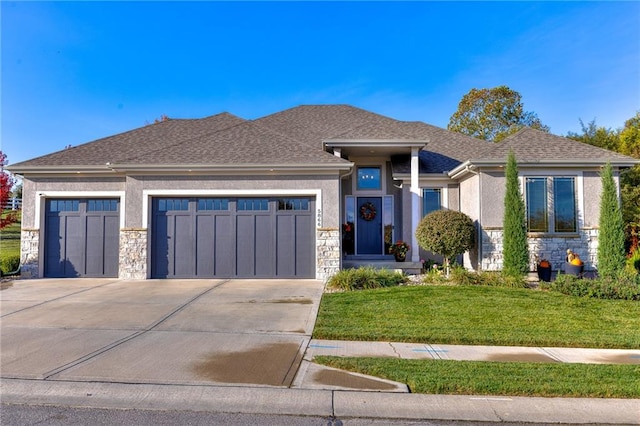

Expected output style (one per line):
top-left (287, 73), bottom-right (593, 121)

top-left (9, 105), bottom-right (638, 280)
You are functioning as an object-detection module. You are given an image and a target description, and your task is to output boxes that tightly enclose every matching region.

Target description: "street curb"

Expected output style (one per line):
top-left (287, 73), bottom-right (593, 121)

top-left (2, 379), bottom-right (639, 424)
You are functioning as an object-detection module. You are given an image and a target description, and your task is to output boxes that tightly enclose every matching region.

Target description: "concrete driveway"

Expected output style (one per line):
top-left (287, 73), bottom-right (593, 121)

top-left (1, 278), bottom-right (324, 387)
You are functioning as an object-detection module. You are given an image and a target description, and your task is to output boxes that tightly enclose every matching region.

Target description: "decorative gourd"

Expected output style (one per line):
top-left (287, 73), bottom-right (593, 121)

top-left (570, 257), bottom-right (583, 266)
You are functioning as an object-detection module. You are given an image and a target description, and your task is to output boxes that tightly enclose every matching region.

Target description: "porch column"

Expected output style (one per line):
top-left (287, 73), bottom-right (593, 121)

top-left (410, 147), bottom-right (420, 263)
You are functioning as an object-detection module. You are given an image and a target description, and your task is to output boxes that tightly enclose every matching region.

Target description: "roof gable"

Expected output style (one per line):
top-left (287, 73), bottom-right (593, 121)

top-left (474, 128), bottom-right (637, 164)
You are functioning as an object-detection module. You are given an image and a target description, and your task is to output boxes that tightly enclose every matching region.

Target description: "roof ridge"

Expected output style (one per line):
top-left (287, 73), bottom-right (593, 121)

top-left (328, 120), bottom-right (418, 140)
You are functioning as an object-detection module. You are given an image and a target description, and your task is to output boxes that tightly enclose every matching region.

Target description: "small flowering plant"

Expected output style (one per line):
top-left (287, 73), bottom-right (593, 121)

top-left (389, 240), bottom-right (410, 256)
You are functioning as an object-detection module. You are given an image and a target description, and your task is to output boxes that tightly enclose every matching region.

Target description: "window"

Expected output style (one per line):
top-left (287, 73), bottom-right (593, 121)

top-left (357, 167), bottom-right (381, 190)
top-left (157, 199), bottom-right (189, 212)
top-left (278, 198), bottom-right (309, 211)
top-left (87, 199), bottom-right (119, 212)
top-left (197, 198), bottom-right (229, 211)
top-left (422, 188), bottom-right (441, 217)
top-left (48, 200), bottom-right (79, 212)
top-left (525, 177), bottom-right (577, 233)
top-left (237, 199), bottom-right (269, 211)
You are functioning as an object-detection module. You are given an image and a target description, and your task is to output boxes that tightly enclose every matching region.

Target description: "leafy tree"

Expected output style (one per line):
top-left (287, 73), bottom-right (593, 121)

top-left (598, 162), bottom-right (626, 278)
top-left (447, 86), bottom-right (549, 142)
top-left (502, 150), bottom-right (529, 277)
top-left (566, 119), bottom-right (620, 152)
top-left (567, 114), bottom-right (640, 252)
top-left (415, 210), bottom-right (475, 277)
top-left (618, 112), bottom-right (640, 158)
top-left (0, 151), bottom-right (19, 229)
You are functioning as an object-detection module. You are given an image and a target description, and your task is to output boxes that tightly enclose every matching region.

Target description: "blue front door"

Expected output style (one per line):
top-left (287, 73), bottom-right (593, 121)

top-left (356, 197), bottom-right (383, 255)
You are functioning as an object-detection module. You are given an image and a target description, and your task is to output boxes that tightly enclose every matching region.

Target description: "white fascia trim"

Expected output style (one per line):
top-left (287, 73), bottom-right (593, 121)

top-left (7, 166), bottom-right (113, 174)
top-left (449, 159), bottom-right (639, 179)
top-left (324, 139), bottom-right (428, 147)
top-left (108, 163), bottom-right (352, 173)
top-left (33, 191), bottom-right (126, 229)
top-left (141, 189), bottom-right (323, 229)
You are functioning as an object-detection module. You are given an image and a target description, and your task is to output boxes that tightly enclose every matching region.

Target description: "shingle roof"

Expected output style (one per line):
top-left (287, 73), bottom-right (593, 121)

top-left (254, 104), bottom-right (414, 147)
top-left (11, 105), bottom-right (635, 174)
top-left (390, 121), bottom-right (493, 174)
top-left (117, 120), bottom-right (348, 166)
top-left (11, 113), bottom-right (246, 167)
top-left (473, 128), bottom-right (637, 164)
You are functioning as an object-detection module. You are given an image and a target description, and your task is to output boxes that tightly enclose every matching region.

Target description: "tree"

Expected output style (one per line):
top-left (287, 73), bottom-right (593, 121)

top-left (415, 209), bottom-right (475, 277)
top-left (0, 151), bottom-right (19, 230)
top-left (502, 150), bottom-right (529, 277)
top-left (566, 119), bottom-right (620, 152)
top-left (447, 86), bottom-right (549, 142)
top-left (597, 162), bottom-right (626, 278)
top-left (618, 112), bottom-right (639, 158)
top-left (567, 114), bottom-right (640, 252)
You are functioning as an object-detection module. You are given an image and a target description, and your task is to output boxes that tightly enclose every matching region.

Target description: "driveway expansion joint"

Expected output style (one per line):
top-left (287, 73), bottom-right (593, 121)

top-left (42, 279), bottom-right (231, 380)
top-left (0, 279), bottom-right (121, 318)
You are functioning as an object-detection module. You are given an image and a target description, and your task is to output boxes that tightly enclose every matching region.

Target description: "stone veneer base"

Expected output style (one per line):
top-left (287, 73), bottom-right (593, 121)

top-left (317, 228), bottom-right (340, 281)
top-left (481, 228), bottom-right (599, 272)
top-left (20, 229), bottom-right (40, 279)
top-left (118, 229), bottom-right (148, 280)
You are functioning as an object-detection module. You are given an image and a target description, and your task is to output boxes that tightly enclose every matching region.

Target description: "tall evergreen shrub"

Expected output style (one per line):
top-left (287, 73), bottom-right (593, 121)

top-left (502, 150), bottom-right (529, 277)
top-left (598, 162), bottom-right (626, 278)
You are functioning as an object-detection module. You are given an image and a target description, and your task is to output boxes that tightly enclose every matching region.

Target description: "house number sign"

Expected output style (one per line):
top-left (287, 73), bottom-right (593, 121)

top-left (316, 208), bottom-right (322, 227)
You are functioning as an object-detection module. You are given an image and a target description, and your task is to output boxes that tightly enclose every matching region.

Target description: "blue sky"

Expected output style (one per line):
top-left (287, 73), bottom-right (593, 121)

top-left (2, 1), bottom-right (639, 165)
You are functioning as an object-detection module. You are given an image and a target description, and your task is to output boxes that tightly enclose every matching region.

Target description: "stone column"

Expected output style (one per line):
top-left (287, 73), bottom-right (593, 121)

top-left (118, 229), bottom-right (148, 279)
top-left (317, 228), bottom-right (340, 281)
top-left (20, 229), bottom-right (40, 279)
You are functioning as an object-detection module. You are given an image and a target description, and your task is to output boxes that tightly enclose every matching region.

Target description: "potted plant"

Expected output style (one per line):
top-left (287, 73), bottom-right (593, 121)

top-left (536, 256), bottom-right (552, 282)
top-left (564, 249), bottom-right (584, 277)
top-left (389, 240), bottom-right (410, 262)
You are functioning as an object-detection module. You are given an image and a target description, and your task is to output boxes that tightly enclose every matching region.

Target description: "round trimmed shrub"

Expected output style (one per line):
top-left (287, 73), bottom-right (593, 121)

top-left (416, 210), bottom-right (475, 273)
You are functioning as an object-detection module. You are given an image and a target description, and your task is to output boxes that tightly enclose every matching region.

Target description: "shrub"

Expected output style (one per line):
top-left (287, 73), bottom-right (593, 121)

top-left (326, 267), bottom-right (408, 291)
top-left (449, 266), bottom-right (528, 288)
top-left (626, 248), bottom-right (640, 275)
top-left (502, 150), bottom-right (529, 277)
top-left (551, 273), bottom-right (640, 301)
top-left (415, 210), bottom-right (475, 276)
top-left (598, 162), bottom-right (626, 279)
top-left (0, 254), bottom-right (20, 275)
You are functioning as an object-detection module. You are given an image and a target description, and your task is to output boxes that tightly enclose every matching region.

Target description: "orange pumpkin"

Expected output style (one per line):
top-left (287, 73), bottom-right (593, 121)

top-left (539, 260), bottom-right (550, 268)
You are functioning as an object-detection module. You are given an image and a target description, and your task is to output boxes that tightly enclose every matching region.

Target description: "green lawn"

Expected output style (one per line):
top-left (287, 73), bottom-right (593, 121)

top-left (313, 286), bottom-right (640, 348)
top-left (0, 211), bottom-right (21, 273)
top-left (313, 285), bottom-right (640, 397)
top-left (315, 356), bottom-right (640, 398)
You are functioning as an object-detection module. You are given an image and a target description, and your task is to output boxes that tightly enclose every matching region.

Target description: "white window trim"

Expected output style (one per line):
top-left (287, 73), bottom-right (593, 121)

top-left (34, 191), bottom-right (126, 229)
top-left (519, 172), bottom-right (584, 233)
top-left (420, 186), bottom-right (448, 216)
top-left (351, 160), bottom-right (388, 195)
top-left (142, 189), bottom-right (322, 229)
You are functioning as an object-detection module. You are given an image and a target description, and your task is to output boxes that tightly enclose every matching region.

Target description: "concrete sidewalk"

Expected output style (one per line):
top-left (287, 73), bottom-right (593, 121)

top-left (304, 339), bottom-right (640, 365)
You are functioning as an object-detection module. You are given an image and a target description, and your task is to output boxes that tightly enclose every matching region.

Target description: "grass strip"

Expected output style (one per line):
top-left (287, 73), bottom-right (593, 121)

top-left (315, 356), bottom-right (640, 398)
top-left (0, 212), bottom-right (21, 254)
top-left (313, 286), bottom-right (640, 348)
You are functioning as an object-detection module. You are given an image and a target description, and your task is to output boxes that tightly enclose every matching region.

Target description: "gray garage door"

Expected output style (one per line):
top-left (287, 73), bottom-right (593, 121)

top-left (44, 199), bottom-right (120, 278)
top-left (151, 197), bottom-right (315, 279)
